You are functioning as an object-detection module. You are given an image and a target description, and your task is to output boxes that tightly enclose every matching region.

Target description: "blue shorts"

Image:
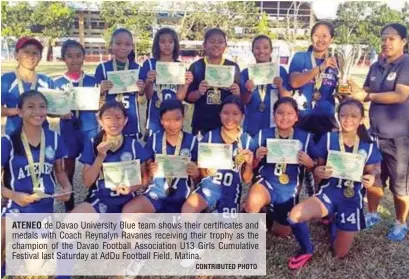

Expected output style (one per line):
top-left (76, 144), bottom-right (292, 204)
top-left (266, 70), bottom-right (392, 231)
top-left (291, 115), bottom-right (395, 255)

top-left (194, 177), bottom-right (241, 213)
top-left (144, 180), bottom-right (191, 213)
top-left (258, 177), bottom-right (299, 226)
top-left (1, 199), bottom-right (54, 216)
top-left (86, 195), bottom-right (134, 213)
top-left (316, 183), bottom-right (365, 232)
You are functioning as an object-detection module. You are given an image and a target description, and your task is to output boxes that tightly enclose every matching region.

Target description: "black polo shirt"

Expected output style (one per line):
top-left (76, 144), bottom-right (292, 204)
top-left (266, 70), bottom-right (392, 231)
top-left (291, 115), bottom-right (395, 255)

top-left (364, 54), bottom-right (409, 138)
top-left (186, 58), bottom-right (241, 134)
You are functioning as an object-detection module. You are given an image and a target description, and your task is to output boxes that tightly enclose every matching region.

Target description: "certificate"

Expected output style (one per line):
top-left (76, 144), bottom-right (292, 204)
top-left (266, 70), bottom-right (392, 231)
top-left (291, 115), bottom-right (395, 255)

top-left (39, 88), bottom-right (72, 115)
top-left (70, 87), bottom-right (100, 111)
top-left (266, 139), bottom-right (302, 164)
top-left (107, 69), bottom-right (140, 94)
top-left (156, 62), bottom-right (186, 85)
top-left (326, 150), bottom-right (365, 182)
top-left (103, 160), bottom-right (142, 189)
top-left (155, 154), bottom-right (190, 178)
top-left (198, 143), bottom-right (233, 170)
top-left (205, 64), bottom-right (235, 87)
top-left (247, 62), bottom-right (279, 85)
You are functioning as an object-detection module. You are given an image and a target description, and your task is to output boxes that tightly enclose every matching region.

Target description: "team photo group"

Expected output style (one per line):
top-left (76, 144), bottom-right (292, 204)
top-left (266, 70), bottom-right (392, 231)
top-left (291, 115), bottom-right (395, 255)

top-left (1, 16), bottom-right (409, 276)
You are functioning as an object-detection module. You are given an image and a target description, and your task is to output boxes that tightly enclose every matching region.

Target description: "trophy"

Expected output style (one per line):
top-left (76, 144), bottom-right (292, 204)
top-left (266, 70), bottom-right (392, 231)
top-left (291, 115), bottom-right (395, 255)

top-left (336, 44), bottom-right (360, 95)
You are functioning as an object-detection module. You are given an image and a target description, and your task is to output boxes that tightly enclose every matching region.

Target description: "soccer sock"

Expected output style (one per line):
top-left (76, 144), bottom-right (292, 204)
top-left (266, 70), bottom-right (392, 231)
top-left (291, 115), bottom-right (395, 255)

top-left (1, 263), bottom-right (6, 278)
top-left (288, 218), bottom-right (314, 254)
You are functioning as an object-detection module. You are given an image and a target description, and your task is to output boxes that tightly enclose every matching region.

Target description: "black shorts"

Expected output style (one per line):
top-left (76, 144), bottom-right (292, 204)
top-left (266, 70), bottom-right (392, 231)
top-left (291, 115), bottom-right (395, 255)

top-left (374, 136), bottom-right (409, 196)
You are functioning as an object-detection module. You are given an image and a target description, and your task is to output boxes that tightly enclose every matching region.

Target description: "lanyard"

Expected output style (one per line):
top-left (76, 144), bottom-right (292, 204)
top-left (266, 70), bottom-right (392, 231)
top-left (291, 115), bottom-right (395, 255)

top-left (21, 129), bottom-right (45, 191)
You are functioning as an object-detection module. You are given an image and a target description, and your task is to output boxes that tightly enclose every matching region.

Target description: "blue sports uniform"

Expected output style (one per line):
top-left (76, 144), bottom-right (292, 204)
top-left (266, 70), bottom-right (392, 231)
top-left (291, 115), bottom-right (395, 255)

top-left (54, 74), bottom-right (99, 158)
top-left (143, 131), bottom-right (198, 213)
top-left (240, 66), bottom-right (290, 137)
top-left (79, 135), bottom-right (150, 213)
top-left (289, 51), bottom-right (338, 117)
top-left (252, 128), bottom-right (313, 225)
top-left (140, 58), bottom-right (182, 134)
top-left (94, 60), bottom-right (142, 136)
top-left (1, 72), bottom-right (54, 135)
top-left (1, 128), bottom-right (68, 214)
top-left (314, 132), bottom-right (382, 231)
top-left (194, 128), bottom-right (253, 213)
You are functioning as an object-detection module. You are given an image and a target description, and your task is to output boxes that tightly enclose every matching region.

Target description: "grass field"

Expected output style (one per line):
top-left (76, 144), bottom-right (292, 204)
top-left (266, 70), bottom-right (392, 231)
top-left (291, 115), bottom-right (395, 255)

top-left (1, 62), bottom-right (408, 279)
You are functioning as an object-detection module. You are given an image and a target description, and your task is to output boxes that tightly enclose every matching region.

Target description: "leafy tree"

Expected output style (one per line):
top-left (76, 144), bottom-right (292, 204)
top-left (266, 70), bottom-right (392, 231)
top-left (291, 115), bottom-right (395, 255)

top-left (1, 2), bottom-right (33, 37)
top-left (254, 12), bottom-right (277, 39)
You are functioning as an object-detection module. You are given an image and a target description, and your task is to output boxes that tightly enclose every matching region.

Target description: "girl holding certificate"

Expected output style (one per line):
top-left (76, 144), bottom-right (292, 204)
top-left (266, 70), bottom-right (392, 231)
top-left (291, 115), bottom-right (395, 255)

top-left (182, 96), bottom-right (254, 214)
top-left (122, 99), bottom-right (200, 213)
top-left (140, 28), bottom-right (193, 137)
top-left (54, 40), bottom-right (99, 211)
top-left (1, 91), bottom-right (72, 277)
top-left (244, 97), bottom-right (315, 237)
top-left (72, 101), bottom-right (150, 214)
top-left (186, 28), bottom-right (241, 136)
top-left (286, 99), bottom-right (381, 269)
top-left (240, 35), bottom-right (292, 137)
top-left (1, 37), bottom-right (54, 135)
top-left (95, 28), bottom-right (145, 138)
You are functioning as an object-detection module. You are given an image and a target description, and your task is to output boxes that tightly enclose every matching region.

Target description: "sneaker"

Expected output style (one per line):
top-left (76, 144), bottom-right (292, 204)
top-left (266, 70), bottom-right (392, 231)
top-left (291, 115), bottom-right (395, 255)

top-left (387, 222), bottom-right (408, 242)
top-left (365, 213), bottom-right (381, 229)
top-left (288, 252), bottom-right (313, 270)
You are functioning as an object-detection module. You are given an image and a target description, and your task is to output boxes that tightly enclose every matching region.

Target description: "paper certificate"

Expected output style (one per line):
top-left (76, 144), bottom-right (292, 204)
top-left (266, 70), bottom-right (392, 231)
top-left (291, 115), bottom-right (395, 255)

top-left (39, 88), bottom-right (72, 115)
top-left (247, 62), bottom-right (280, 85)
top-left (326, 150), bottom-right (365, 182)
top-left (103, 160), bottom-right (142, 189)
top-left (205, 64), bottom-right (235, 87)
top-left (156, 62), bottom-right (186, 85)
top-left (70, 87), bottom-right (100, 111)
top-left (266, 139), bottom-right (302, 164)
top-left (155, 154), bottom-right (190, 178)
top-left (107, 69), bottom-right (140, 94)
top-left (198, 143), bottom-right (233, 170)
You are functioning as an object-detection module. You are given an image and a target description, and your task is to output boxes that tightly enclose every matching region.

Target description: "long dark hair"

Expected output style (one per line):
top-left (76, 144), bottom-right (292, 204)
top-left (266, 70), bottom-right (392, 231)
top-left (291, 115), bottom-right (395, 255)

top-left (307, 21), bottom-right (335, 52)
top-left (337, 98), bottom-right (372, 143)
top-left (110, 28), bottom-right (135, 62)
top-left (152, 27), bottom-right (180, 61)
top-left (93, 101), bottom-right (127, 154)
top-left (9, 90), bottom-right (48, 155)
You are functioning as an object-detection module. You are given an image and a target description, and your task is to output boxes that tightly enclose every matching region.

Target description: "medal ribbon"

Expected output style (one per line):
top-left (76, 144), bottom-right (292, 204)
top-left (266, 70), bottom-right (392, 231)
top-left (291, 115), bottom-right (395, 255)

top-left (221, 127), bottom-right (244, 165)
top-left (21, 129), bottom-right (45, 191)
top-left (16, 70), bottom-right (38, 95)
top-left (258, 85), bottom-right (267, 106)
top-left (338, 132), bottom-right (360, 189)
top-left (274, 128), bottom-right (294, 177)
top-left (310, 52), bottom-right (328, 92)
top-left (112, 59), bottom-right (129, 103)
top-left (162, 131), bottom-right (184, 187)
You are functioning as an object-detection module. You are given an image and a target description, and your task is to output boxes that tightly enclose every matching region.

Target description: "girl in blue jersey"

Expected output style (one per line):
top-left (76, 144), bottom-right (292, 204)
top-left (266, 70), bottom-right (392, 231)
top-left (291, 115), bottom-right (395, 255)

top-left (140, 28), bottom-right (193, 136)
top-left (286, 98), bottom-right (382, 269)
top-left (289, 21), bottom-right (339, 118)
top-left (182, 96), bottom-right (254, 214)
top-left (241, 35), bottom-right (292, 137)
top-left (95, 28), bottom-right (145, 138)
top-left (1, 37), bottom-right (54, 135)
top-left (186, 28), bottom-right (241, 136)
top-left (1, 90), bottom-right (72, 277)
top-left (54, 40), bottom-right (99, 211)
top-left (244, 97), bottom-right (315, 237)
top-left (71, 101), bottom-right (150, 214)
top-left (122, 99), bottom-right (200, 213)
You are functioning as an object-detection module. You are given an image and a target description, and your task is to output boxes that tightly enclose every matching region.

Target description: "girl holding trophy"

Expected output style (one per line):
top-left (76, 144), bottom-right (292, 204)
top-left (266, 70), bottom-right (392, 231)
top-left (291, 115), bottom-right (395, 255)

top-left (122, 99), bottom-right (200, 213)
top-left (286, 99), bottom-right (381, 269)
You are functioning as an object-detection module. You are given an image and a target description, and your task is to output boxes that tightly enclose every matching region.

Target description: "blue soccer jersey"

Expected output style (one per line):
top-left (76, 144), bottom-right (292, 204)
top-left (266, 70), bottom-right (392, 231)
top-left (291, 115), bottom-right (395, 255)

top-left (94, 60), bottom-right (142, 136)
top-left (54, 74), bottom-right (99, 158)
top-left (1, 72), bottom-right (54, 134)
top-left (79, 135), bottom-right (150, 213)
top-left (289, 51), bottom-right (338, 117)
top-left (240, 66), bottom-right (290, 137)
top-left (314, 132), bottom-right (382, 231)
top-left (1, 128), bottom-right (68, 214)
top-left (194, 128), bottom-right (253, 213)
top-left (143, 131), bottom-right (199, 213)
top-left (140, 58), bottom-right (181, 134)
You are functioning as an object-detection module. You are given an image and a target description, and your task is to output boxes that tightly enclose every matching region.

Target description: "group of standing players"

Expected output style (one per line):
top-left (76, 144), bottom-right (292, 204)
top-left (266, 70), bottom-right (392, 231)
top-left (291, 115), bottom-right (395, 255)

top-left (1, 20), bottom-right (408, 274)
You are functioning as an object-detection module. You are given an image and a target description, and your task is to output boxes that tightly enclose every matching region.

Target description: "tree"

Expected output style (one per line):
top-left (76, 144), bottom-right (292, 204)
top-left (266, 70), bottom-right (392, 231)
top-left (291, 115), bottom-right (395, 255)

top-left (254, 12), bottom-right (277, 39)
top-left (1, 2), bottom-right (33, 37)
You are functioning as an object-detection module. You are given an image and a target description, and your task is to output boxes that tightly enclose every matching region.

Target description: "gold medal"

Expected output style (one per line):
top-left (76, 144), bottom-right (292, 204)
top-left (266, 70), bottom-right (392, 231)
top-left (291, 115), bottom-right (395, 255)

top-left (155, 99), bottom-right (162, 108)
top-left (234, 153), bottom-right (245, 166)
top-left (343, 187), bottom-right (354, 198)
top-left (106, 134), bottom-right (124, 152)
top-left (279, 174), bottom-right (289, 185)
top-left (258, 103), bottom-right (265, 112)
